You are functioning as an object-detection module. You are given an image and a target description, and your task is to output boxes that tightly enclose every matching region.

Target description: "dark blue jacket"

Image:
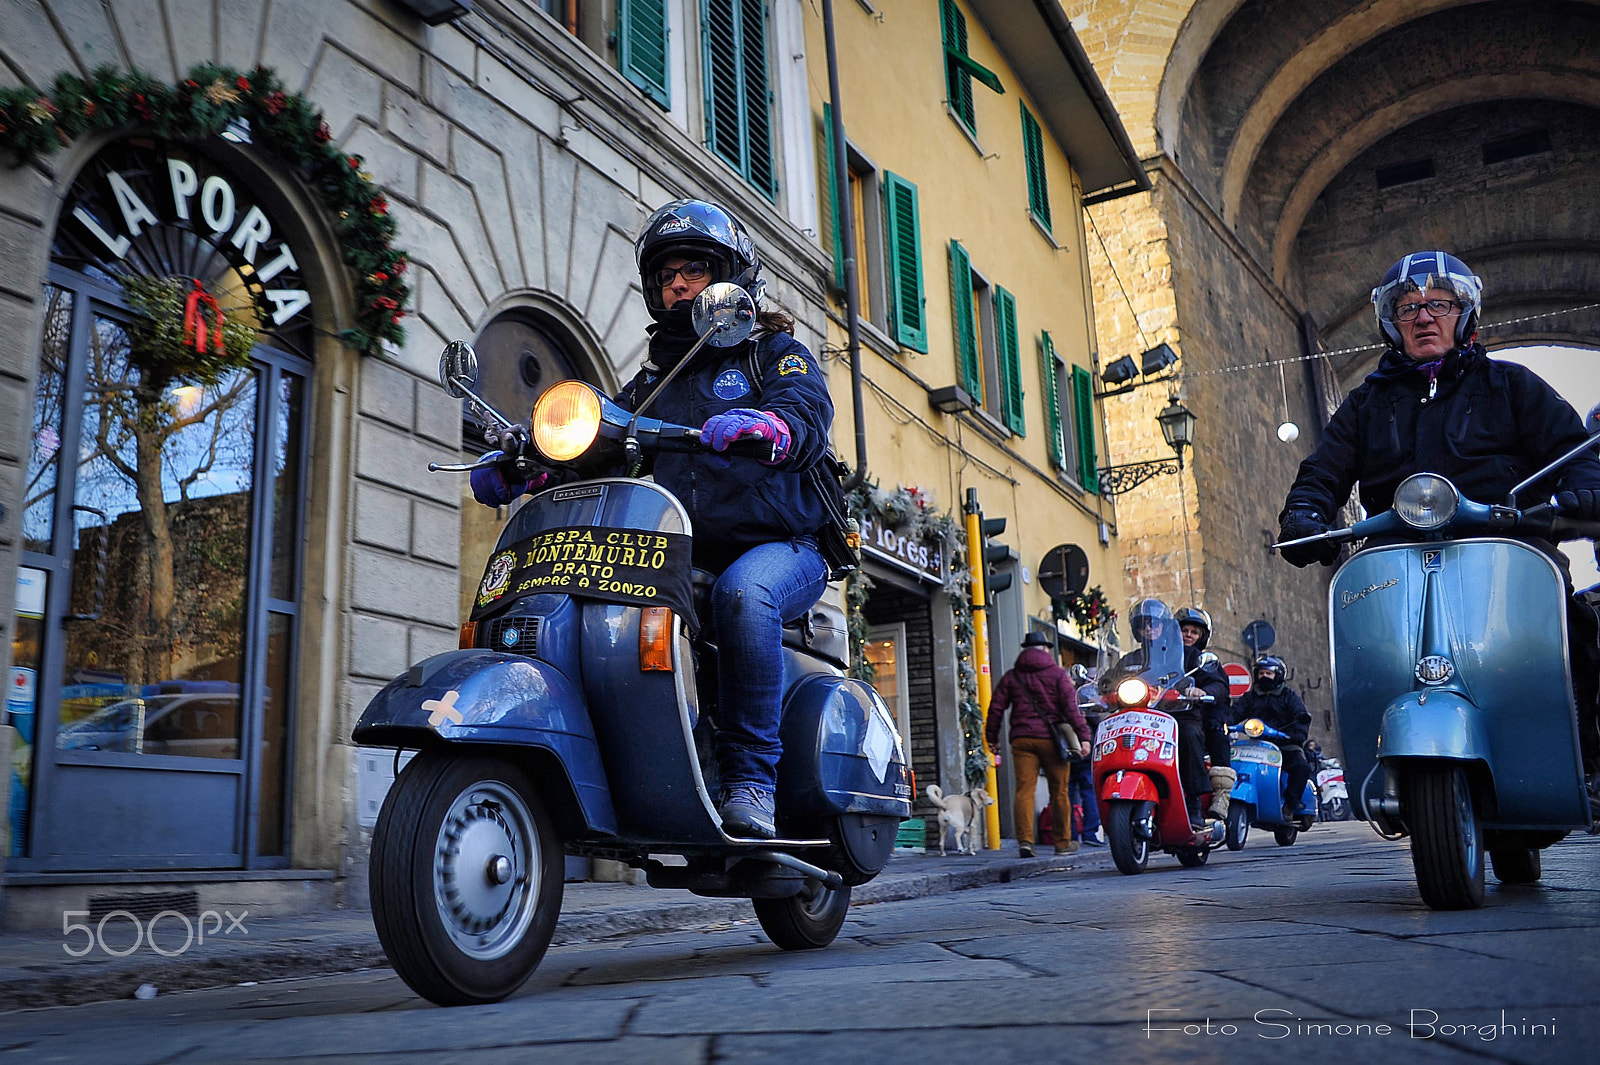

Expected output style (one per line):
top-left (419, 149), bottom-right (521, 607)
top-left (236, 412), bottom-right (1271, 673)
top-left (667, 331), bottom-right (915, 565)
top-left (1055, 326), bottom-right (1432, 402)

top-left (1232, 687), bottom-right (1311, 747)
top-left (616, 329), bottom-right (834, 573)
top-left (1283, 345), bottom-right (1600, 524)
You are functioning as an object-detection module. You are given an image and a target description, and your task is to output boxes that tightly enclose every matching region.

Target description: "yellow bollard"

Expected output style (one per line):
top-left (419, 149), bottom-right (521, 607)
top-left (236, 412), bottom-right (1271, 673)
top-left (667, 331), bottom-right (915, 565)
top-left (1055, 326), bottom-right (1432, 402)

top-left (964, 492), bottom-right (1003, 850)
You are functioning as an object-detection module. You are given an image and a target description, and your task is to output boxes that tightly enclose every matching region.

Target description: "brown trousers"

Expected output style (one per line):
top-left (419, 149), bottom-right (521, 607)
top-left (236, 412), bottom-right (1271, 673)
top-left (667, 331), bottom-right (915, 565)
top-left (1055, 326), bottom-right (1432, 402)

top-left (1010, 736), bottom-right (1071, 845)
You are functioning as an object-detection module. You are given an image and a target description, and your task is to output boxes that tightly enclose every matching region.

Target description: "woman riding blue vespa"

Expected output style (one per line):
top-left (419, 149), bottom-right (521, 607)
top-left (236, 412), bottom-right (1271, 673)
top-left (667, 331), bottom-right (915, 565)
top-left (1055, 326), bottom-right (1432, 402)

top-left (469, 198), bottom-right (837, 840)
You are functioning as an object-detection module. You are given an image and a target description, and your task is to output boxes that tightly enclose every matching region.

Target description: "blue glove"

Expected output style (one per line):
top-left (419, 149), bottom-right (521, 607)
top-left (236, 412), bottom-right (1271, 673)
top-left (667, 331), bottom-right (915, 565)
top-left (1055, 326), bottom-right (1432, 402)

top-left (470, 459), bottom-right (546, 507)
top-left (1278, 509), bottom-right (1339, 568)
top-left (701, 408), bottom-right (792, 464)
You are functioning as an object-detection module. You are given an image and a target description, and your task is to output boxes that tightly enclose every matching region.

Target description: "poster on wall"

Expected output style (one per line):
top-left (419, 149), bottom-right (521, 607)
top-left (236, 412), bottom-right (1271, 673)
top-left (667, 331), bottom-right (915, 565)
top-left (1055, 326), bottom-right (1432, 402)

top-left (8, 566), bottom-right (45, 856)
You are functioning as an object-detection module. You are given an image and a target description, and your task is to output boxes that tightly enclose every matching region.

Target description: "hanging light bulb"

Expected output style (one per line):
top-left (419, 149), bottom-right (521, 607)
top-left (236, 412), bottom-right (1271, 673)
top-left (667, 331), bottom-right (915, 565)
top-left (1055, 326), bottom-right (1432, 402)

top-left (169, 385), bottom-right (204, 417)
top-left (1277, 421), bottom-right (1300, 442)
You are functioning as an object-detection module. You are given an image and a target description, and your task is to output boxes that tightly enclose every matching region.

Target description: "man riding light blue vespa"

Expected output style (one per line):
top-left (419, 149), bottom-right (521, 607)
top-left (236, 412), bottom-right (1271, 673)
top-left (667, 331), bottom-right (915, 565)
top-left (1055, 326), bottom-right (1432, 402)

top-left (469, 199), bottom-right (838, 840)
top-left (1277, 251), bottom-right (1600, 789)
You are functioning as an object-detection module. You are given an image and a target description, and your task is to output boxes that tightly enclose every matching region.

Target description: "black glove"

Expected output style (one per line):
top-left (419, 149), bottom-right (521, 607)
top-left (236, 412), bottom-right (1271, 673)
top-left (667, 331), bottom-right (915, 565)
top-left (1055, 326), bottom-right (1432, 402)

top-left (1278, 508), bottom-right (1340, 568)
top-left (1556, 489), bottom-right (1600, 521)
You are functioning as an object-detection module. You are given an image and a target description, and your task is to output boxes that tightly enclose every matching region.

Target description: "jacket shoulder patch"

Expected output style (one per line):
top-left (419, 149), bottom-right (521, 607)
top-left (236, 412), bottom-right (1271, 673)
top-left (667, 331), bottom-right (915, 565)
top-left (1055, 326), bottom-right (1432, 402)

top-left (776, 352), bottom-right (810, 376)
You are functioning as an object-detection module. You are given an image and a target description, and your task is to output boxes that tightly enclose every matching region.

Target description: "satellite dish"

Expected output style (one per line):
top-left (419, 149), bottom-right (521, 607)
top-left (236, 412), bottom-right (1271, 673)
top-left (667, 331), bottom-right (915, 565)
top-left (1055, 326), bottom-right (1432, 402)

top-left (1038, 543), bottom-right (1090, 599)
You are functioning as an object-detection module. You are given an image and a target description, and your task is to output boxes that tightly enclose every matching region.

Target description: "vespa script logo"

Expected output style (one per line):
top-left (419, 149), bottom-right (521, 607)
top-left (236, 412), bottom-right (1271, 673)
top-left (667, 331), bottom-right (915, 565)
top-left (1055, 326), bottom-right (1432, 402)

top-left (1340, 577), bottom-right (1399, 609)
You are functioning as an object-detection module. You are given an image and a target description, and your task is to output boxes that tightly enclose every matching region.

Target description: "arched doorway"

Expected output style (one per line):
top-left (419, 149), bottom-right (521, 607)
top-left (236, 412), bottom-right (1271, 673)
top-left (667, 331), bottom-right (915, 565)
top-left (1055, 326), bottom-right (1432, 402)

top-left (12, 139), bottom-right (314, 869)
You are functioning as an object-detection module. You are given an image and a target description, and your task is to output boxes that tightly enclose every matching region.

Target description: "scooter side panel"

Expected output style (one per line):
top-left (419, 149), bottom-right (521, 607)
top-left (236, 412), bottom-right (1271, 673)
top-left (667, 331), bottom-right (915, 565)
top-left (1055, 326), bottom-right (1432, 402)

top-left (353, 650), bottom-right (616, 835)
top-left (778, 674), bottom-right (914, 820)
top-left (1331, 539), bottom-right (1585, 827)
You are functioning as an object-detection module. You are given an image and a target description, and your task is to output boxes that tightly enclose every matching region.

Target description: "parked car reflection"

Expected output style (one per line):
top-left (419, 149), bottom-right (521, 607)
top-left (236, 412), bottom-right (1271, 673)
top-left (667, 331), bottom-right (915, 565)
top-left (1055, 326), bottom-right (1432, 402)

top-left (57, 684), bottom-right (241, 759)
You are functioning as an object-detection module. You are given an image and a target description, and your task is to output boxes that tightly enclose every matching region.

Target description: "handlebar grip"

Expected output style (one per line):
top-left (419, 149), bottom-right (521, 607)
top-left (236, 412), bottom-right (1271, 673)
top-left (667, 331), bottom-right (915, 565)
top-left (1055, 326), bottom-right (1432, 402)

top-left (720, 438), bottom-right (779, 463)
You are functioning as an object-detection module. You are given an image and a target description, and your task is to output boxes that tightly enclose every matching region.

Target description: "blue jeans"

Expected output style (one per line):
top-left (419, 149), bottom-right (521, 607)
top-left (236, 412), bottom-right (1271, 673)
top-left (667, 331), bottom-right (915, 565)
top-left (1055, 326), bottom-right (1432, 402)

top-left (1068, 756), bottom-right (1100, 837)
top-left (710, 538), bottom-right (828, 791)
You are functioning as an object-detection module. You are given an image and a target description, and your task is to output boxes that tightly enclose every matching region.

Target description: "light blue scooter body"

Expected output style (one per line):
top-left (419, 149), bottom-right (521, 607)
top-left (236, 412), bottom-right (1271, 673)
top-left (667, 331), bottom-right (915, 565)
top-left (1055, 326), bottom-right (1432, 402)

top-left (1330, 538), bottom-right (1588, 830)
top-left (1229, 736), bottom-right (1316, 827)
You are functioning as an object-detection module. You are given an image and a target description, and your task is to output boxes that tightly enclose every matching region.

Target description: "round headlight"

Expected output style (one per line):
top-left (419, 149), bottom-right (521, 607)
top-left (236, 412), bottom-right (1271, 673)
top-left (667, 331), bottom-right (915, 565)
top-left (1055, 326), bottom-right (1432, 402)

top-left (1116, 678), bottom-right (1149, 706)
top-left (1393, 473), bottom-right (1459, 530)
top-left (532, 381), bottom-right (602, 462)
top-left (1243, 718), bottom-right (1265, 738)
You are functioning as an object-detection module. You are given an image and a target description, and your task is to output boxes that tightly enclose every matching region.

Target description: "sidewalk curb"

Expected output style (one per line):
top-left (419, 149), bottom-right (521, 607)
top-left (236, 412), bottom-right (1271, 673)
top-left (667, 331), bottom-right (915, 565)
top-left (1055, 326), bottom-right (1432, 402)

top-left (0, 850), bottom-right (1110, 1011)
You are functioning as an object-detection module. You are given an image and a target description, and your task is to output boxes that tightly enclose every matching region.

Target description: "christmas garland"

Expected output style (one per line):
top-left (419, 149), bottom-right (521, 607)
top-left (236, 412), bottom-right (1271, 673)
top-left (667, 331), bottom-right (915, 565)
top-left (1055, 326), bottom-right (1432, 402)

top-left (0, 64), bottom-right (409, 356)
top-left (847, 481), bottom-right (986, 789)
top-left (1052, 585), bottom-right (1116, 637)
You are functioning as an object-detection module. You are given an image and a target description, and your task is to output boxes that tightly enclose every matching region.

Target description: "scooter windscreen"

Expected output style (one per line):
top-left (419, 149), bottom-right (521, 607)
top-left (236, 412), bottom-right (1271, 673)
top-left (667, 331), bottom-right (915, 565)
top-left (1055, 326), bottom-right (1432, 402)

top-left (1100, 598), bottom-right (1184, 693)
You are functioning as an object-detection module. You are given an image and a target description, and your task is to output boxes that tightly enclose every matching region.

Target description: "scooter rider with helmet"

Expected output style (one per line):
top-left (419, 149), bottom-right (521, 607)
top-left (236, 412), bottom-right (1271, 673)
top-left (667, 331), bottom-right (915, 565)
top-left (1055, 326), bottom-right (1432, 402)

top-left (1175, 606), bottom-right (1235, 820)
top-left (1115, 600), bottom-right (1212, 829)
top-left (1277, 250), bottom-right (1600, 789)
top-left (1233, 656), bottom-right (1313, 817)
top-left (468, 198), bottom-right (838, 840)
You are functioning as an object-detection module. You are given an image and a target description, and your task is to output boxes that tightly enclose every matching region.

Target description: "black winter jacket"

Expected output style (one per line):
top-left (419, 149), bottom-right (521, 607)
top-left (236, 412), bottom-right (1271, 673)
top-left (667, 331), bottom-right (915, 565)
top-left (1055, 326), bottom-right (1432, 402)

top-left (616, 325), bottom-right (834, 573)
top-left (1232, 687), bottom-right (1310, 747)
top-left (1282, 346), bottom-right (1600, 525)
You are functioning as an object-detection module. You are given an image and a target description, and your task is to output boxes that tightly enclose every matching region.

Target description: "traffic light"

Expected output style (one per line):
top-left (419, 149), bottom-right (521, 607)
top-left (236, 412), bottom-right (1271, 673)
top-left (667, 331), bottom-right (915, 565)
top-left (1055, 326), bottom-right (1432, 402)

top-left (981, 515), bottom-right (1013, 595)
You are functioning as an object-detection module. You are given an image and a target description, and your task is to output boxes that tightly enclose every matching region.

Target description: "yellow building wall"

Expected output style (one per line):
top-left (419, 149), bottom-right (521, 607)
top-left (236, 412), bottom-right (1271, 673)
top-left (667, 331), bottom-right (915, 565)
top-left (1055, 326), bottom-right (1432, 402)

top-left (800, 1), bottom-right (1128, 647)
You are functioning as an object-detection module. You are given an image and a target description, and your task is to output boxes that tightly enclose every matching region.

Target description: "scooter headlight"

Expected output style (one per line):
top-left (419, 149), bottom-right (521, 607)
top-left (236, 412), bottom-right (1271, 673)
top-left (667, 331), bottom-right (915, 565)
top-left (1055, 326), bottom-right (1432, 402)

top-left (1115, 678), bottom-right (1149, 706)
top-left (1393, 473), bottom-right (1459, 530)
top-left (532, 381), bottom-right (603, 462)
top-left (1243, 718), bottom-right (1265, 738)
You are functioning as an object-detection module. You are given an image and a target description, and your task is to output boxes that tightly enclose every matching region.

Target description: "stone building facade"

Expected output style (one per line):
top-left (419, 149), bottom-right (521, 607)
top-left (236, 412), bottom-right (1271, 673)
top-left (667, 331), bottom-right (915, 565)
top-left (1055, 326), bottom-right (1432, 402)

top-left (1064, 0), bottom-right (1600, 752)
top-left (0, 0), bottom-right (833, 927)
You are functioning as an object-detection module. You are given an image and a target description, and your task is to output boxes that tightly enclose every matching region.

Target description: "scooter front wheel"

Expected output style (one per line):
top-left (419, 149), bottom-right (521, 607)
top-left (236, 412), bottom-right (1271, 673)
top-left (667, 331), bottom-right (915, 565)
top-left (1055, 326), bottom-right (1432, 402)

top-left (753, 879), bottom-right (852, 950)
top-left (1225, 805), bottom-right (1250, 851)
top-left (1105, 801), bottom-right (1150, 875)
top-left (370, 751), bottom-right (564, 1005)
top-left (1404, 764), bottom-right (1485, 910)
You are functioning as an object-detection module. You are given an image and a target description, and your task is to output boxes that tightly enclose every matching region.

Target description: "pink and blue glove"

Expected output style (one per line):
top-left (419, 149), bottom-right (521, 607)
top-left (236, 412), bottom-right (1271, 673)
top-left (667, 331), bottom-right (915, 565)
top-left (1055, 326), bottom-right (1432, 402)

top-left (701, 408), bottom-right (792, 465)
top-left (470, 460), bottom-right (548, 507)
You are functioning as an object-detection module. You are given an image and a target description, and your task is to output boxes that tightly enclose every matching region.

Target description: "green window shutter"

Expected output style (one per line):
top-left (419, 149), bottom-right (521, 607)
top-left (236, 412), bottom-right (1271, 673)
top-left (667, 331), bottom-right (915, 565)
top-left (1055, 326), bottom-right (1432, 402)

top-left (703, 0), bottom-right (776, 198)
top-left (949, 240), bottom-right (980, 400)
top-left (940, 0), bottom-right (975, 133)
top-left (1040, 332), bottom-right (1065, 470)
top-left (1021, 104), bottom-right (1050, 230)
top-left (882, 171), bottom-right (927, 353)
top-left (995, 286), bottom-right (1024, 435)
top-left (821, 103), bottom-right (844, 292)
top-left (618, 0), bottom-right (671, 110)
top-left (1071, 366), bottom-right (1100, 493)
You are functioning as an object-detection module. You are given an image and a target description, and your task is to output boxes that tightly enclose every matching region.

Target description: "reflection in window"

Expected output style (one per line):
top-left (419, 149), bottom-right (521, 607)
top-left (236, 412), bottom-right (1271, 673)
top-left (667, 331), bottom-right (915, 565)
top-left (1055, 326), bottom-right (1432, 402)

top-left (24, 286), bottom-right (71, 553)
top-left (57, 312), bottom-right (257, 755)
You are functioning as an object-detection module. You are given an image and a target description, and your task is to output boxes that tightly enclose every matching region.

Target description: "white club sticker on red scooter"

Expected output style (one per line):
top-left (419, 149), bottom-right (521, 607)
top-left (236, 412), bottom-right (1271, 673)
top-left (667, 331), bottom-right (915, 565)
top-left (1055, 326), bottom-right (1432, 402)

top-left (1099, 711), bottom-right (1177, 745)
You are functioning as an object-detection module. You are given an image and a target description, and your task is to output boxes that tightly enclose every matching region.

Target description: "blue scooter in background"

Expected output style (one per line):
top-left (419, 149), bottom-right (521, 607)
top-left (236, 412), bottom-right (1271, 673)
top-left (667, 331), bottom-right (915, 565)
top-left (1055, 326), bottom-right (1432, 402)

top-left (1224, 719), bottom-right (1317, 850)
top-left (354, 284), bottom-right (911, 1004)
top-left (1276, 435), bottom-right (1600, 910)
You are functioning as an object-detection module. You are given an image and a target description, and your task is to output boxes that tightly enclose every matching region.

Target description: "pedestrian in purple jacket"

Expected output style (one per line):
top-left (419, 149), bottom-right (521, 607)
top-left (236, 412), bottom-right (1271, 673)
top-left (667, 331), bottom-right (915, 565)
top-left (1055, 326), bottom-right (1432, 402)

top-left (987, 631), bottom-right (1091, 857)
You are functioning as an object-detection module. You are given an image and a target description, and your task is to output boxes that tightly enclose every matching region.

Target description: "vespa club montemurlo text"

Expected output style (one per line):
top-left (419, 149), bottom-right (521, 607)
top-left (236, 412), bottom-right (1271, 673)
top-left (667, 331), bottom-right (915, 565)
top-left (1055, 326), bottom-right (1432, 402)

top-left (354, 284), bottom-right (911, 1006)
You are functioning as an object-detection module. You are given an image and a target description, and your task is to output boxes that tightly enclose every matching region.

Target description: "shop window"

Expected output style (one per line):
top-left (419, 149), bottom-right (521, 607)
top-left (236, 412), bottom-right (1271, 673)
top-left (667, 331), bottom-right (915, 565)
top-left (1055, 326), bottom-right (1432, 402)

top-left (864, 623), bottom-right (911, 752)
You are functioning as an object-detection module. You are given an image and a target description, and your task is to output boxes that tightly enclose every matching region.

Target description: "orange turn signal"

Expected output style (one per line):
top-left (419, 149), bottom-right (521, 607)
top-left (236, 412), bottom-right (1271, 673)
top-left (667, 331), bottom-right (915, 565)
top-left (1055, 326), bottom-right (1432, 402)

top-left (639, 607), bottom-right (674, 672)
top-left (458, 621), bottom-right (478, 649)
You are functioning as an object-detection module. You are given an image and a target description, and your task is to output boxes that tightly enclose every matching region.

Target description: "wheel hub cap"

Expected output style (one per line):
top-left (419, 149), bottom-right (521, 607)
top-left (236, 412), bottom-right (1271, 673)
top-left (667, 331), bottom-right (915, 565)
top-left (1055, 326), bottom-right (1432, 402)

top-left (432, 781), bottom-right (540, 961)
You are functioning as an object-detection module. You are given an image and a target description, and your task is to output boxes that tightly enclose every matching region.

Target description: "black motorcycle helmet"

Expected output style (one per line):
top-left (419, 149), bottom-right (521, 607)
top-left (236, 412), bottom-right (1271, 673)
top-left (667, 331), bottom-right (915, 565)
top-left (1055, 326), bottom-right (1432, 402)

top-left (1129, 599), bottom-right (1173, 643)
top-left (1253, 655), bottom-right (1287, 694)
top-left (635, 198), bottom-right (764, 321)
top-left (1174, 606), bottom-right (1212, 650)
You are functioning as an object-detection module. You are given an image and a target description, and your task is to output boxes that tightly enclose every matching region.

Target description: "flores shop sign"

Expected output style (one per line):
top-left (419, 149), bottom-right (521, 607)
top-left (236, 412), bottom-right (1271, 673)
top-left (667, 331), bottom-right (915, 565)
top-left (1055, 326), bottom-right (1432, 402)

top-left (858, 515), bottom-right (944, 583)
top-left (60, 143), bottom-right (310, 329)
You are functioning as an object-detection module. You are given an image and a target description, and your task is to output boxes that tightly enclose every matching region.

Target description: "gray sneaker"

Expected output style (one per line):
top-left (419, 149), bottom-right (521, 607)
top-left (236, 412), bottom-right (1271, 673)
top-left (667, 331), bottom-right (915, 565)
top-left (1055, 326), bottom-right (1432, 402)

top-left (719, 783), bottom-right (777, 839)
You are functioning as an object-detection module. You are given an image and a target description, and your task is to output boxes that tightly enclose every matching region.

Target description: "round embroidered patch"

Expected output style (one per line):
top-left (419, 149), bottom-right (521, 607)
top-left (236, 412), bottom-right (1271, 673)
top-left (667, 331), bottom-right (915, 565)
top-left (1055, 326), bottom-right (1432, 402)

top-left (713, 368), bottom-right (751, 400)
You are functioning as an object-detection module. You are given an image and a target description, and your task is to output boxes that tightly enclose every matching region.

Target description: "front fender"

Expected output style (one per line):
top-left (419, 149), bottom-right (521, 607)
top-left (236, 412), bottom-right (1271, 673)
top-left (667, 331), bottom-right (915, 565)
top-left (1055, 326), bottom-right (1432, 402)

top-left (353, 650), bottom-right (615, 836)
top-left (1099, 770), bottom-right (1161, 803)
top-left (1377, 690), bottom-right (1492, 766)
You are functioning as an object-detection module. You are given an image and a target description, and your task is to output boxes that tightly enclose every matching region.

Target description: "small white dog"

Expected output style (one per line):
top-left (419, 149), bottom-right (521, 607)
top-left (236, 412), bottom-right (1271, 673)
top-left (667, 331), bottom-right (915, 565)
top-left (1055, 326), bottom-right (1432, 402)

top-left (926, 784), bottom-right (996, 855)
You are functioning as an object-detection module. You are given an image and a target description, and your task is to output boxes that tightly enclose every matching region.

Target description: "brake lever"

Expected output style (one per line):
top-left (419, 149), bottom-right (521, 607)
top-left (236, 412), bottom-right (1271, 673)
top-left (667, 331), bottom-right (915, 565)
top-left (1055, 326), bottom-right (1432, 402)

top-left (429, 449), bottom-right (507, 473)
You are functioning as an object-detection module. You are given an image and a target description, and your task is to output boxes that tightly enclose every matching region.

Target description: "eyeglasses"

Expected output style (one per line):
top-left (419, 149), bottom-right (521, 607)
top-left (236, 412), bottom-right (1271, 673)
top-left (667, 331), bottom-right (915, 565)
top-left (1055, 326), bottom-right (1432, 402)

top-left (652, 260), bottom-right (712, 288)
top-left (1393, 298), bottom-right (1463, 322)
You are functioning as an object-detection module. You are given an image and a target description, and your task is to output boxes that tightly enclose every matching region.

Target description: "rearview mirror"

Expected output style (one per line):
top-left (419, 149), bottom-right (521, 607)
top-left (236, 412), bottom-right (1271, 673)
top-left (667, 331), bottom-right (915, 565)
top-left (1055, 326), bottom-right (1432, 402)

top-left (438, 340), bottom-right (479, 398)
top-left (692, 283), bottom-right (757, 348)
top-left (1199, 651), bottom-right (1219, 669)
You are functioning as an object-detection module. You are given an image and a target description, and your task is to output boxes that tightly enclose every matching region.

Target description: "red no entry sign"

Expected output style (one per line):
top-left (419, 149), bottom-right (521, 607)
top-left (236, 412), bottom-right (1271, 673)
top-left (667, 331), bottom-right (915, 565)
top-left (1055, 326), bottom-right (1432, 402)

top-left (1223, 662), bottom-right (1251, 698)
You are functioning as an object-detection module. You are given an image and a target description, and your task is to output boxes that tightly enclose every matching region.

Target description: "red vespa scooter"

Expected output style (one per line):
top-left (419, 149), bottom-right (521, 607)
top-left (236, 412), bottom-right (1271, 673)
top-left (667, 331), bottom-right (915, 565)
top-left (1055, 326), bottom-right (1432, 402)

top-left (1091, 599), bottom-right (1226, 874)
